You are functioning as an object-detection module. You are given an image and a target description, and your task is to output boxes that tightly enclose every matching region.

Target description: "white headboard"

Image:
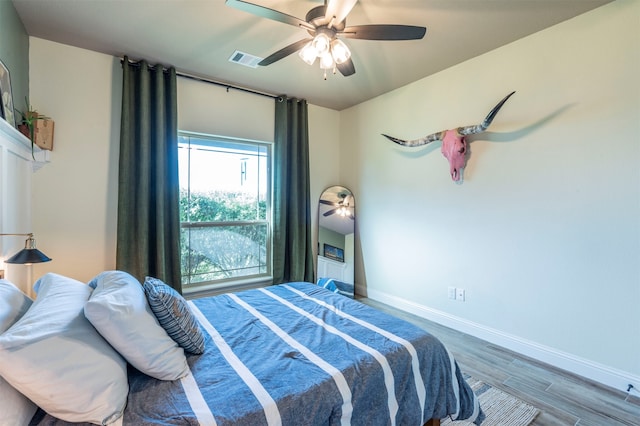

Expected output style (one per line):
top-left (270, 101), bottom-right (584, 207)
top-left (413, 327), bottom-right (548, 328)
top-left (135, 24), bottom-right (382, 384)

top-left (0, 118), bottom-right (34, 293)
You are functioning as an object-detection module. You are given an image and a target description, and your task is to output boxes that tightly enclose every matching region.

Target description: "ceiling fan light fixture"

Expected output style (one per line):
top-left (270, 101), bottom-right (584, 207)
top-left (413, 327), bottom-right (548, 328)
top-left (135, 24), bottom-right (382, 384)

top-left (311, 33), bottom-right (331, 56)
top-left (319, 51), bottom-right (334, 70)
top-left (330, 39), bottom-right (351, 64)
top-left (299, 42), bottom-right (317, 65)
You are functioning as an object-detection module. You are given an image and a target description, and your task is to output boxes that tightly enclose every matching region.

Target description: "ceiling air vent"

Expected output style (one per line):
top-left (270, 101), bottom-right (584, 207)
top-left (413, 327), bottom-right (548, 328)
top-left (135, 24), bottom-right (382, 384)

top-left (229, 50), bottom-right (263, 68)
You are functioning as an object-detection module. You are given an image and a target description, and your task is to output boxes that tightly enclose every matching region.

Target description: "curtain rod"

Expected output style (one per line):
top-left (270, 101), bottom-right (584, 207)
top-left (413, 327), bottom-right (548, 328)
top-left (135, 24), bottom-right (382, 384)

top-left (120, 57), bottom-right (279, 101)
top-left (177, 72), bottom-right (279, 101)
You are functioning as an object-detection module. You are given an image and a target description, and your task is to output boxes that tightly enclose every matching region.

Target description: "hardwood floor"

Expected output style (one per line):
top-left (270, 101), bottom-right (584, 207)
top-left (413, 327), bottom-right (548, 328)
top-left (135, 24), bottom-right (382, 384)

top-left (358, 297), bottom-right (640, 426)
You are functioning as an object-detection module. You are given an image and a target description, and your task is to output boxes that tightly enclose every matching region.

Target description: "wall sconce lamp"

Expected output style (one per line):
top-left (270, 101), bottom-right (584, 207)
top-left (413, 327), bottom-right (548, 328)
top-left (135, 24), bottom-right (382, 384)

top-left (0, 233), bottom-right (52, 264)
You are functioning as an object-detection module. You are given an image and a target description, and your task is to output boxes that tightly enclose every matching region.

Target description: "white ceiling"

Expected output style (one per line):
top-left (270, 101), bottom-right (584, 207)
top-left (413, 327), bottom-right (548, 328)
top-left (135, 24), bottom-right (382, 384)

top-left (13, 0), bottom-right (613, 111)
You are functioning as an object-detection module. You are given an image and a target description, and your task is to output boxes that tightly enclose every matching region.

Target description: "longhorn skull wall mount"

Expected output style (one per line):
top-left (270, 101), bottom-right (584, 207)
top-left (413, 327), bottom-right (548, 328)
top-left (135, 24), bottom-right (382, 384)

top-left (382, 91), bottom-right (515, 182)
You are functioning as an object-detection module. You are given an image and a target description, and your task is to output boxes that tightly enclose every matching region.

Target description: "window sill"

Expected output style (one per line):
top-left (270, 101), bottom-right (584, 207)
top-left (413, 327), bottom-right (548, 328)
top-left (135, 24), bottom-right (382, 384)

top-left (183, 276), bottom-right (273, 299)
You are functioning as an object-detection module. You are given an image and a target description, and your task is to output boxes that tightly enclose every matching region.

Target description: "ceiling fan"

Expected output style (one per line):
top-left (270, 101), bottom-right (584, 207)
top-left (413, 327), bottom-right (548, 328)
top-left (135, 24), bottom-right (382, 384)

top-left (226, 0), bottom-right (427, 78)
top-left (320, 192), bottom-right (354, 219)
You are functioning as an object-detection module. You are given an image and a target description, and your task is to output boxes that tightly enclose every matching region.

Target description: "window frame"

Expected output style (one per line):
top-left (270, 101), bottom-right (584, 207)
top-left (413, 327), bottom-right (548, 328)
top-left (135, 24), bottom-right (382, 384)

top-left (178, 131), bottom-right (273, 295)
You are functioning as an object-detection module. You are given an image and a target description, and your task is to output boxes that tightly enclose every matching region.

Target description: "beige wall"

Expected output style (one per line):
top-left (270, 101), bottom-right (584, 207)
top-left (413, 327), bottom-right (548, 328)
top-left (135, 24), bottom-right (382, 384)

top-left (341, 0), bottom-right (639, 388)
top-left (30, 40), bottom-right (120, 284)
top-left (308, 104), bottom-right (341, 255)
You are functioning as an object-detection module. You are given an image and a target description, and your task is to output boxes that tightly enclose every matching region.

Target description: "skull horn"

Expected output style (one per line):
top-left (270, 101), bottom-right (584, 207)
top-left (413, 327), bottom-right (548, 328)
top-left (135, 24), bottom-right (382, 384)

top-left (381, 130), bottom-right (446, 147)
top-left (458, 91), bottom-right (516, 136)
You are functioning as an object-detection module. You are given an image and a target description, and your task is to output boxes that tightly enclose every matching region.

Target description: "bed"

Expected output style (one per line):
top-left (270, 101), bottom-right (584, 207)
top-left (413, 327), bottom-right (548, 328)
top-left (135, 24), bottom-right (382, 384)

top-left (0, 272), bottom-right (483, 426)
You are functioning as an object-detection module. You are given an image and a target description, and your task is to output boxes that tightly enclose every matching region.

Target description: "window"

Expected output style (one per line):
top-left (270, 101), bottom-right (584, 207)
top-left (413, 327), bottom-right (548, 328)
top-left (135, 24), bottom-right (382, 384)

top-left (178, 132), bottom-right (271, 291)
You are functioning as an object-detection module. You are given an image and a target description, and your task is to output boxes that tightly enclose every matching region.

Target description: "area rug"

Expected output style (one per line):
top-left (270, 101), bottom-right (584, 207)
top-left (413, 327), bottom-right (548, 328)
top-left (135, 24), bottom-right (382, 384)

top-left (442, 376), bottom-right (540, 426)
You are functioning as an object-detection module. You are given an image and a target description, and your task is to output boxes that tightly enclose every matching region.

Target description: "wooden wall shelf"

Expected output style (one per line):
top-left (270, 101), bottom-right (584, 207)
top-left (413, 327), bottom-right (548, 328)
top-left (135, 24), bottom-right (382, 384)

top-left (0, 117), bottom-right (52, 168)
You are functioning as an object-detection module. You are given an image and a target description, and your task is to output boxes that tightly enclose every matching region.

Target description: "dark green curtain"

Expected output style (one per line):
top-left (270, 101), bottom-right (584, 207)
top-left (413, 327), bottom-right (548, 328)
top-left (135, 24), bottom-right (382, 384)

top-left (116, 56), bottom-right (182, 292)
top-left (272, 96), bottom-right (315, 284)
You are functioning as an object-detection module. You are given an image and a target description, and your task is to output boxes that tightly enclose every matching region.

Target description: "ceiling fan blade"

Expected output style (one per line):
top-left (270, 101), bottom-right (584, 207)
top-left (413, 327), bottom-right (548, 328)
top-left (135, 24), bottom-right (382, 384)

top-left (259, 38), bottom-right (313, 66)
top-left (325, 0), bottom-right (358, 25)
top-left (341, 24), bottom-right (426, 40)
top-left (324, 209), bottom-right (338, 217)
top-left (337, 57), bottom-right (356, 77)
top-left (226, 0), bottom-right (314, 30)
top-left (320, 199), bottom-right (338, 206)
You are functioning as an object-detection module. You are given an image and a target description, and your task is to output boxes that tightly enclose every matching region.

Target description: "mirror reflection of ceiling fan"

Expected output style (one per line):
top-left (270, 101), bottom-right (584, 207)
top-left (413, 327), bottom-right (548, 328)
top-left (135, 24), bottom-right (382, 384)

top-left (226, 0), bottom-right (427, 78)
top-left (320, 192), bottom-right (354, 219)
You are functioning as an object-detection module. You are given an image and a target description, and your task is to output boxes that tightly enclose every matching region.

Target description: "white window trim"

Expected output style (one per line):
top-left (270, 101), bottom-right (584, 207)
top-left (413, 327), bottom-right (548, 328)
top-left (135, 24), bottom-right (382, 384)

top-left (178, 131), bottom-right (273, 293)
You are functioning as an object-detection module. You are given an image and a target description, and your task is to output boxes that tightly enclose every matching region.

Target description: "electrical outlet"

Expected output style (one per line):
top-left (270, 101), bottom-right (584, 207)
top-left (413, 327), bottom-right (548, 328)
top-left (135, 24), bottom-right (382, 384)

top-left (448, 286), bottom-right (456, 300)
top-left (456, 288), bottom-right (465, 302)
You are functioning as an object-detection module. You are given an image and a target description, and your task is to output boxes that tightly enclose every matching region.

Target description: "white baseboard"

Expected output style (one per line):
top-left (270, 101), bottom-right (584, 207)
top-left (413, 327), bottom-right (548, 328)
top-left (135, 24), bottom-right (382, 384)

top-left (363, 286), bottom-right (640, 394)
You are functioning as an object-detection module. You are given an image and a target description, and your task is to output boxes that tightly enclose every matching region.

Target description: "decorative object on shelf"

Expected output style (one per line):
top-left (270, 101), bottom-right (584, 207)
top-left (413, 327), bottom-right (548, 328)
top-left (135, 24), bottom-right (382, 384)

top-left (0, 233), bottom-right (52, 264)
top-left (382, 91), bottom-right (516, 183)
top-left (16, 98), bottom-right (55, 159)
top-left (0, 58), bottom-right (16, 127)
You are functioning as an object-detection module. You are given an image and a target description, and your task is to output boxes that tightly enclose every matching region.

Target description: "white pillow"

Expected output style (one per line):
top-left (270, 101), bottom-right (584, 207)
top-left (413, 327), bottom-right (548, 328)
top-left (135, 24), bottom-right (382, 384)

top-left (0, 279), bottom-right (32, 331)
top-left (85, 271), bottom-right (189, 380)
top-left (0, 279), bottom-right (37, 425)
top-left (0, 273), bottom-right (128, 425)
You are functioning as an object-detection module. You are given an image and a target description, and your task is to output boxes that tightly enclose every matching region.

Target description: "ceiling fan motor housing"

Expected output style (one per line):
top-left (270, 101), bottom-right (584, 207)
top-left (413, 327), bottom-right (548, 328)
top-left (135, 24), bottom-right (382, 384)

top-left (306, 5), bottom-right (346, 32)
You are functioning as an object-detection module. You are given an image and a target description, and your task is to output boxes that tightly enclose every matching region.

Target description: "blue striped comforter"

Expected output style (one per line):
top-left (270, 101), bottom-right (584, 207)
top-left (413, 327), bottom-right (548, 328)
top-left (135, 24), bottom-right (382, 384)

top-left (36, 282), bottom-right (483, 425)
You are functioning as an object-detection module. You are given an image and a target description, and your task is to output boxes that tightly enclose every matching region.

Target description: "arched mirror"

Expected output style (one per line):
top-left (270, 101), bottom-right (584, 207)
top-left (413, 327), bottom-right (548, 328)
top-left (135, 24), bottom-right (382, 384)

top-left (317, 185), bottom-right (355, 298)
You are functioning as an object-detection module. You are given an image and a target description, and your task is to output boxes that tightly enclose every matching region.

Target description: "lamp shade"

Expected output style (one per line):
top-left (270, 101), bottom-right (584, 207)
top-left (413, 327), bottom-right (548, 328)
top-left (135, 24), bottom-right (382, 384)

top-left (5, 248), bottom-right (52, 264)
top-left (311, 33), bottom-right (331, 56)
top-left (298, 42), bottom-right (317, 65)
top-left (1, 233), bottom-right (52, 264)
top-left (330, 39), bottom-right (351, 64)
